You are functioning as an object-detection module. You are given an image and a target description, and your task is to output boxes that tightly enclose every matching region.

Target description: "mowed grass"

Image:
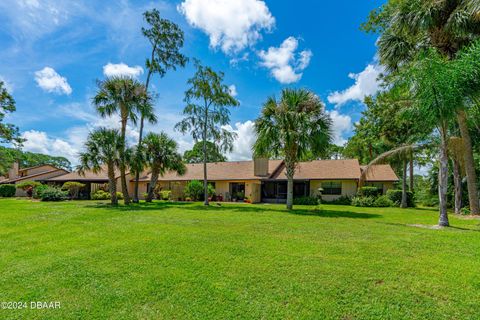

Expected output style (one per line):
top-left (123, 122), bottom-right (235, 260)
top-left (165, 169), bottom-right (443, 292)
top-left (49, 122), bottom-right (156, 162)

top-left (0, 199), bottom-right (479, 319)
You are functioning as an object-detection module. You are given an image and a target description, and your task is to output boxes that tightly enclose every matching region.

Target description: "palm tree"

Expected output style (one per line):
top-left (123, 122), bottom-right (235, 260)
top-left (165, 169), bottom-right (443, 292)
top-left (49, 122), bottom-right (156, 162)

top-left (93, 77), bottom-right (147, 205)
top-left (367, 0), bottom-right (480, 215)
top-left (143, 132), bottom-right (186, 202)
top-left (253, 88), bottom-right (333, 210)
top-left (78, 128), bottom-right (122, 205)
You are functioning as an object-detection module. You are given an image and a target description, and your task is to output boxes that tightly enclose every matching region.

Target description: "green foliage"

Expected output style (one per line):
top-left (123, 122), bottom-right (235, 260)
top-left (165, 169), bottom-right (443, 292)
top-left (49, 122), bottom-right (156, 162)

top-left (16, 181), bottom-right (41, 191)
top-left (0, 184), bottom-right (16, 197)
top-left (39, 186), bottom-right (68, 202)
top-left (184, 180), bottom-right (204, 201)
top-left (322, 196), bottom-right (352, 205)
top-left (373, 195), bottom-right (395, 207)
top-left (359, 186), bottom-right (382, 198)
top-left (293, 196), bottom-right (319, 206)
top-left (183, 141), bottom-right (227, 164)
top-left (90, 190), bottom-right (123, 201)
top-left (62, 182), bottom-right (86, 199)
top-left (352, 196), bottom-right (376, 207)
top-left (33, 184), bottom-right (49, 199)
top-left (460, 207), bottom-right (471, 216)
top-left (175, 59), bottom-right (239, 156)
top-left (159, 190), bottom-right (172, 201)
top-left (0, 81), bottom-right (23, 145)
top-left (208, 184), bottom-right (216, 198)
top-left (386, 189), bottom-right (415, 207)
top-left (0, 146), bottom-right (71, 176)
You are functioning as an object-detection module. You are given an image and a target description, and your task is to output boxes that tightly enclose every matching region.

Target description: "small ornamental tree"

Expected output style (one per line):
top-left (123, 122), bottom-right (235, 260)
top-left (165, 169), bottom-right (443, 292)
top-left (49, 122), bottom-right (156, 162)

top-left (16, 181), bottom-right (41, 197)
top-left (61, 182), bottom-right (86, 199)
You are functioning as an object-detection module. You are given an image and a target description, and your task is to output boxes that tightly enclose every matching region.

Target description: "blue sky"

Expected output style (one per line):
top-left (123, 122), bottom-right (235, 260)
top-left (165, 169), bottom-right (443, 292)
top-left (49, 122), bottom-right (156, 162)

top-left (0, 0), bottom-right (384, 164)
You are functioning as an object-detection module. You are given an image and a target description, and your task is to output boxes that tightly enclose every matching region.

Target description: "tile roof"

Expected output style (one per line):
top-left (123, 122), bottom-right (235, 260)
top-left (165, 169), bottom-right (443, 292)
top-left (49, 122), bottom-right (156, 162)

top-left (46, 165), bottom-right (119, 182)
top-left (137, 160), bottom-right (284, 182)
top-left (361, 165), bottom-right (399, 182)
top-left (1, 169), bottom-right (69, 183)
top-left (271, 159), bottom-right (362, 180)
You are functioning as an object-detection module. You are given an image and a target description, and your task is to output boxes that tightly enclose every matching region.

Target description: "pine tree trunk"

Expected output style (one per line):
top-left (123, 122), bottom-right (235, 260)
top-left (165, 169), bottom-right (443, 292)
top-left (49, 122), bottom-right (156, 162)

top-left (438, 126), bottom-right (450, 227)
top-left (133, 69), bottom-right (153, 203)
top-left (108, 162), bottom-right (118, 205)
top-left (401, 159), bottom-right (408, 208)
top-left (120, 118), bottom-right (130, 205)
top-left (456, 109), bottom-right (479, 215)
top-left (147, 166), bottom-right (159, 203)
top-left (452, 158), bottom-right (463, 215)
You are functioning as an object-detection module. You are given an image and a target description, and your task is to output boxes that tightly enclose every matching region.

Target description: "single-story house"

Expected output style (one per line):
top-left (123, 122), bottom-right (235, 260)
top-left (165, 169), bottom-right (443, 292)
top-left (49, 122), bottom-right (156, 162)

top-left (0, 163), bottom-right (69, 196)
top-left (3, 159), bottom-right (399, 202)
top-left (132, 158), bottom-right (398, 203)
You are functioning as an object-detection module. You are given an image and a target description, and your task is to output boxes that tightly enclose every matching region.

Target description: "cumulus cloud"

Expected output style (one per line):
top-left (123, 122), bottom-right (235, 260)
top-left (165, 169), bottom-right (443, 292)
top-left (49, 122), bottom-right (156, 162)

top-left (103, 63), bottom-right (144, 78)
top-left (178, 0), bottom-right (275, 54)
top-left (222, 120), bottom-right (256, 161)
top-left (258, 37), bottom-right (312, 84)
top-left (21, 130), bottom-right (78, 163)
top-left (328, 64), bottom-right (383, 107)
top-left (326, 110), bottom-right (353, 146)
top-left (34, 67), bottom-right (72, 95)
top-left (228, 85), bottom-right (238, 97)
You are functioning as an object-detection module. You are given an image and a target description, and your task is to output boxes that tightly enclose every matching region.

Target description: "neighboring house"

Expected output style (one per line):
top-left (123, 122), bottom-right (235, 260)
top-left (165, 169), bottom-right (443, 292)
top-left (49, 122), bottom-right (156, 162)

top-left (45, 165), bottom-right (120, 199)
top-left (0, 163), bottom-right (69, 196)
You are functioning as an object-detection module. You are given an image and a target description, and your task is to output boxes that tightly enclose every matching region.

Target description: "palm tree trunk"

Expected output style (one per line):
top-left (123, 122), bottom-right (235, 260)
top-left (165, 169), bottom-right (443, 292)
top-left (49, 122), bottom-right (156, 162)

top-left (401, 159), bottom-right (408, 208)
top-left (120, 118), bottom-right (130, 205)
top-left (107, 162), bottom-right (118, 205)
top-left (285, 161), bottom-right (295, 210)
top-left (409, 151), bottom-right (414, 192)
top-left (147, 166), bottom-right (159, 203)
top-left (456, 109), bottom-right (479, 215)
top-left (438, 125), bottom-right (450, 227)
top-left (133, 69), bottom-right (154, 203)
top-left (452, 158), bottom-right (462, 215)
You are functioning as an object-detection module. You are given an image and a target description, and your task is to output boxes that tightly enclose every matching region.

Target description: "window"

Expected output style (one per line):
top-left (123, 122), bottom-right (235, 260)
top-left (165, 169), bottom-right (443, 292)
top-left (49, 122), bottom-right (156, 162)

top-left (322, 181), bottom-right (342, 195)
top-left (366, 182), bottom-right (384, 193)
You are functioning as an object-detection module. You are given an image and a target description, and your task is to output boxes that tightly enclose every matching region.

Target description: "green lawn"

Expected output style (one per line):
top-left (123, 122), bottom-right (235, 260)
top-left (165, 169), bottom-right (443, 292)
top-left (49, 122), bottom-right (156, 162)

top-left (0, 199), bottom-right (479, 319)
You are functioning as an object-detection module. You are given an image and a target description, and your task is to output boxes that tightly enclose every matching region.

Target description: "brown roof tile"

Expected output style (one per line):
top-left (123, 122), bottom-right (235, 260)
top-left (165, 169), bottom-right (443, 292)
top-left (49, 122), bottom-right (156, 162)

top-left (361, 165), bottom-right (399, 182)
top-left (272, 159), bottom-right (362, 180)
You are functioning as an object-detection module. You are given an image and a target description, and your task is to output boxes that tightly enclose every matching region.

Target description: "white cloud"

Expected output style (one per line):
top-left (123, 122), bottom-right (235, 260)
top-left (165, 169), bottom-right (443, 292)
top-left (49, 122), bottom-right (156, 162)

top-left (328, 64), bottom-right (383, 107)
top-left (103, 63), bottom-right (144, 78)
top-left (228, 85), bottom-right (238, 97)
top-left (258, 37), bottom-right (312, 84)
top-left (326, 110), bottom-right (353, 146)
top-left (34, 67), bottom-right (72, 95)
top-left (222, 120), bottom-right (256, 161)
top-left (178, 0), bottom-right (275, 54)
top-left (21, 130), bottom-right (78, 163)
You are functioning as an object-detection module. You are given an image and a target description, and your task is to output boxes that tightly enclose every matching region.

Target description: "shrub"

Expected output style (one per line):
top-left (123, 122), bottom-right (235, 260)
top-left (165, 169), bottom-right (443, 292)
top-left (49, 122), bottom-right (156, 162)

top-left (359, 186), bottom-right (382, 198)
top-left (16, 181), bottom-right (41, 197)
top-left (323, 196), bottom-right (351, 205)
top-left (352, 196), bottom-right (376, 207)
top-left (460, 207), bottom-right (471, 215)
top-left (62, 181), bottom-right (86, 199)
top-left (0, 184), bottom-right (16, 197)
top-left (159, 190), bottom-right (172, 201)
top-left (373, 195), bottom-right (395, 207)
top-left (293, 196), bottom-right (319, 205)
top-left (33, 184), bottom-right (49, 199)
top-left (39, 186), bottom-right (68, 202)
top-left (91, 190), bottom-right (110, 200)
top-left (386, 189), bottom-right (415, 207)
top-left (184, 180), bottom-right (204, 201)
top-left (116, 192), bottom-right (124, 200)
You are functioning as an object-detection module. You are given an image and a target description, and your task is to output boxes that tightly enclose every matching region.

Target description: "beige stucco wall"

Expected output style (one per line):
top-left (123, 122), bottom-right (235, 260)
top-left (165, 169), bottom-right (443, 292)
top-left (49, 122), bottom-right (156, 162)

top-left (383, 182), bottom-right (395, 194)
top-left (310, 180), bottom-right (358, 201)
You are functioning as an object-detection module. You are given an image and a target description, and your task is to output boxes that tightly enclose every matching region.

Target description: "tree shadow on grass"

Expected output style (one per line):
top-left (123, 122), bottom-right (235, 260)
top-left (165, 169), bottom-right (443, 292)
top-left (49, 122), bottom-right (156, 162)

top-left (82, 201), bottom-right (381, 219)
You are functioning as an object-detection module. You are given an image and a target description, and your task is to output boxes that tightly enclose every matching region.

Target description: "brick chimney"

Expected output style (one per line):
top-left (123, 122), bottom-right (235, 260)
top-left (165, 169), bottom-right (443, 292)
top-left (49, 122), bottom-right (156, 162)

top-left (7, 162), bottom-right (19, 180)
top-left (254, 158), bottom-right (269, 177)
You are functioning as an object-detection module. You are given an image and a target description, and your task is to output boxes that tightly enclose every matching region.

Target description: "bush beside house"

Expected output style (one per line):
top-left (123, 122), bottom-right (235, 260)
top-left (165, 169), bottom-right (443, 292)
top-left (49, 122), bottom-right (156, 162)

top-left (0, 184), bottom-right (16, 197)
